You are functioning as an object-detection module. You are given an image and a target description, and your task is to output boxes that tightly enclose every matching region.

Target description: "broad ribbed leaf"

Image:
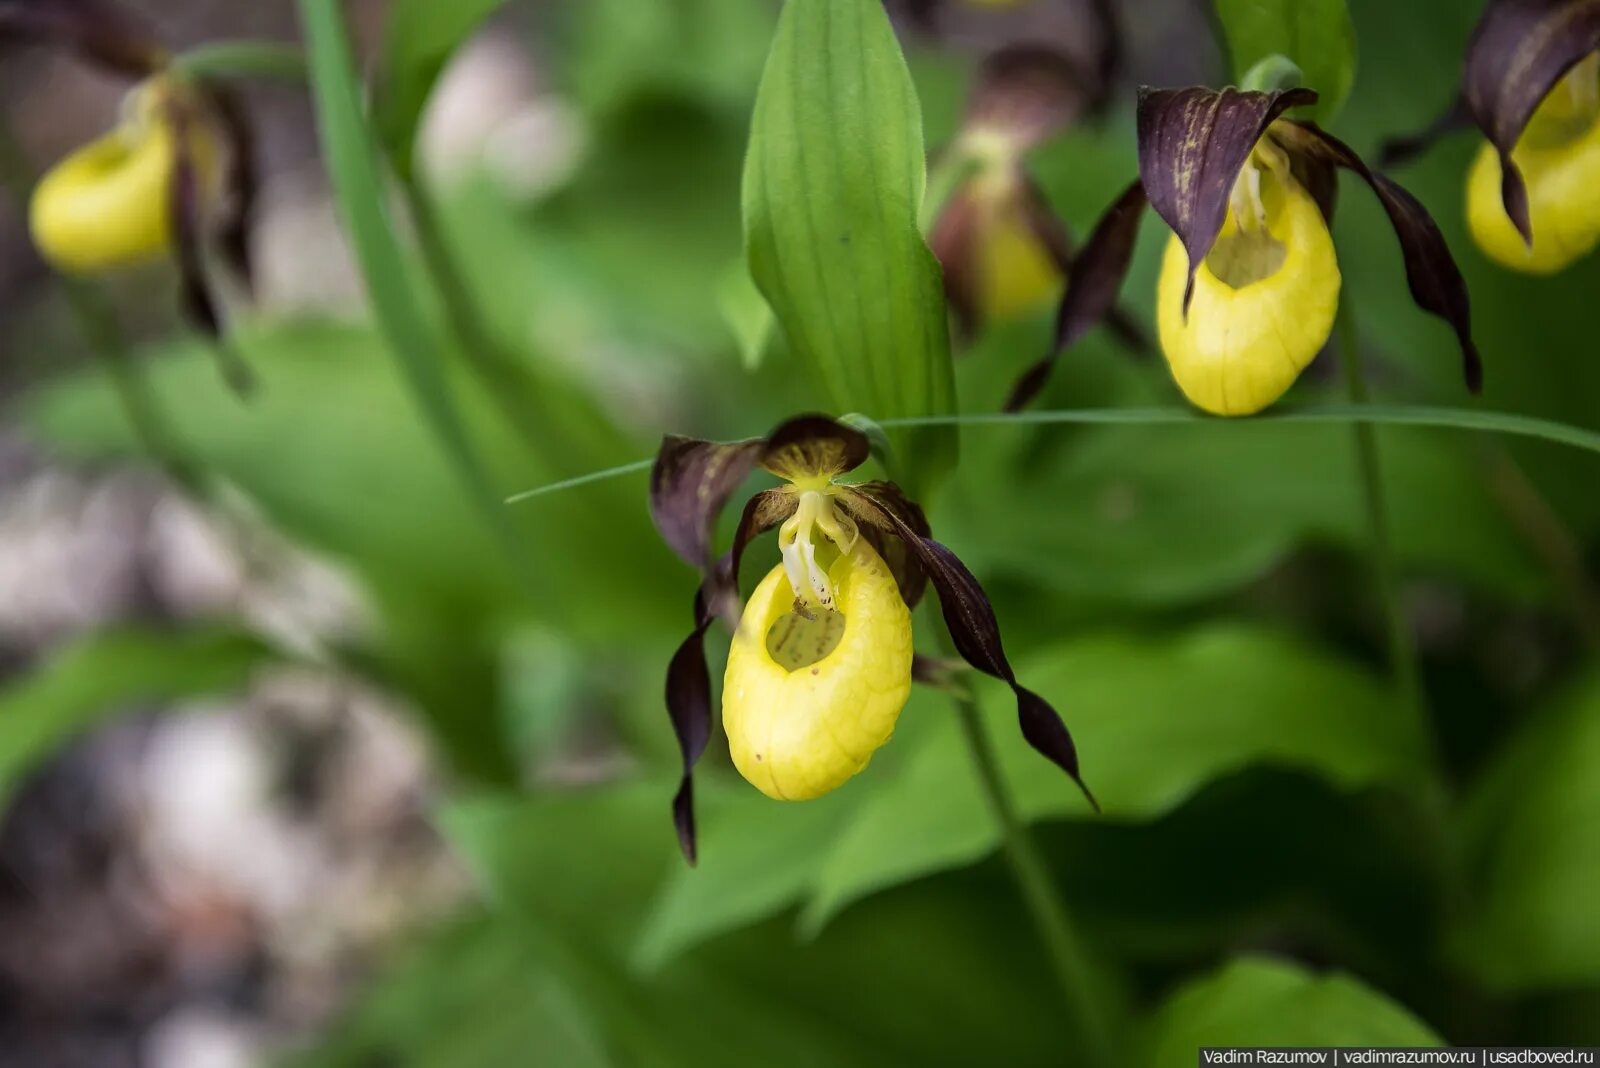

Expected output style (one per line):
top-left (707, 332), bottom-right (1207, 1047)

top-left (743, 0), bottom-right (957, 489)
top-left (1140, 957), bottom-right (1442, 1060)
top-left (444, 783), bottom-right (1071, 1067)
top-left (1454, 673), bottom-right (1600, 991)
top-left (799, 626), bottom-right (1426, 934)
top-left (1214, 0), bottom-right (1357, 123)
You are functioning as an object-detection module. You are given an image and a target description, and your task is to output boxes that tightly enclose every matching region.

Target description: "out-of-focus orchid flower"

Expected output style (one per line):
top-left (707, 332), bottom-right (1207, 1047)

top-left (1384, 0), bottom-right (1600, 274)
top-left (1011, 86), bottom-right (1481, 416)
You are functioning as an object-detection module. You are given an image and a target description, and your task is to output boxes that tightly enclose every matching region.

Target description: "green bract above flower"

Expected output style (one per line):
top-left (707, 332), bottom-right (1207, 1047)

top-left (2, 0), bottom-right (257, 340)
top-left (649, 415), bottom-right (1094, 864)
top-left (1385, 0), bottom-right (1600, 274)
top-left (1009, 85), bottom-right (1482, 416)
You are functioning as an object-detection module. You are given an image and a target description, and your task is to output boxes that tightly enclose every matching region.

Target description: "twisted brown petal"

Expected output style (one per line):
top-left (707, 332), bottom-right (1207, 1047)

top-left (649, 435), bottom-right (764, 568)
top-left (1006, 178), bottom-right (1147, 411)
top-left (1272, 121), bottom-right (1484, 394)
top-left (842, 483), bottom-right (1097, 808)
top-left (665, 487), bottom-right (797, 864)
top-left (834, 479), bottom-right (931, 607)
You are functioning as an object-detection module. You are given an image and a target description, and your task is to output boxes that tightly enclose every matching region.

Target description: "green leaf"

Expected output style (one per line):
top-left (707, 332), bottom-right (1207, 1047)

top-left (626, 626), bottom-right (1425, 962)
top-left (1213, 0), bottom-right (1357, 123)
top-left (443, 782), bottom-right (1068, 1068)
top-left (372, 0), bottom-right (511, 178)
top-left (0, 628), bottom-right (276, 805)
top-left (632, 788), bottom-right (854, 973)
top-left (285, 916), bottom-right (612, 1068)
top-left (299, 0), bottom-right (533, 595)
top-left (800, 625), bottom-right (1426, 934)
top-left (942, 421), bottom-right (1546, 607)
top-left (1140, 956), bottom-right (1442, 1060)
top-left (1454, 673), bottom-right (1600, 992)
top-left (743, 0), bottom-right (957, 490)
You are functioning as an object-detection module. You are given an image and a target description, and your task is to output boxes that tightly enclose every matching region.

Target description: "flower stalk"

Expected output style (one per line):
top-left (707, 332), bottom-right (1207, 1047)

top-left (947, 673), bottom-right (1115, 1066)
top-left (297, 0), bottom-right (538, 597)
top-left (1336, 304), bottom-right (1432, 757)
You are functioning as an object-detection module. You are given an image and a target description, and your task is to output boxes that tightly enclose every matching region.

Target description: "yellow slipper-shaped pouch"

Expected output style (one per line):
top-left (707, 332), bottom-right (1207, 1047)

top-left (1157, 163), bottom-right (1342, 417)
top-left (723, 537), bottom-right (913, 801)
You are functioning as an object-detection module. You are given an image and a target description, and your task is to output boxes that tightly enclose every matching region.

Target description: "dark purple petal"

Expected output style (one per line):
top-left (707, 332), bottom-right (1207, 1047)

top-left (666, 599), bottom-right (716, 865)
top-left (1005, 178), bottom-right (1147, 411)
top-left (835, 481), bottom-right (931, 607)
top-left (0, 0), bottom-right (163, 76)
top-left (847, 483), bottom-right (1096, 808)
top-left (1273, 121), bottom-right (1484, 394)
top-left (205, 84), bottom-right (258, 290)
top-left (1378, 96), bottom-right (1474, 170)
top-left (759, 414), bottom-right (870, 483)
top-left (1462, 0), bottom-right (1600, 243)
top-left (965, 44), bottom-right (1095, 148)
top-left (663, 488), bottom-right (795, 863)
top-left (649, 435), bottom-right (764, 568)
top-left (168, 111), bottom-right (254, 397)
top-left (1137, 85), bottom-right (1317, 314)
top-left (170, 124), bottom-right (219, 337)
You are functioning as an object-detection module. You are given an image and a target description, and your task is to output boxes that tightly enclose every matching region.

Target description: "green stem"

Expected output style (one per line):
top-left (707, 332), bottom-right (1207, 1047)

top-left (297, 0), bottom-right (537, 596)
top-left (948, 678), bottom-right (1115, 1065)
top-left (397, 176), bottom-right (558, 458)
top-left (1336, 304), bottom-right (1433, 757)
top-left (169, 40), bottom-right (308, 83)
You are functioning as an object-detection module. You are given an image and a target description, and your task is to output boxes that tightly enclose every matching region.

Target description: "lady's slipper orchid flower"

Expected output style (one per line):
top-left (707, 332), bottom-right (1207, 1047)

top-left (2, 0), bottom-right (257, 340)
top-left (930, 47), bottom-right (1089, 331)
top-left (1384, 0), bottom-right (1600, 275)
top-left (650, 415), bottom-right (1093, 863)
top-left (1008, 86), bottom-right (1482, 415)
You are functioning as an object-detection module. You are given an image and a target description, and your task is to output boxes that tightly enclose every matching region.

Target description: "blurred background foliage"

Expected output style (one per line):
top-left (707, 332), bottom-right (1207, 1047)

top-left (0, 0), bottom-right (1598, 1064)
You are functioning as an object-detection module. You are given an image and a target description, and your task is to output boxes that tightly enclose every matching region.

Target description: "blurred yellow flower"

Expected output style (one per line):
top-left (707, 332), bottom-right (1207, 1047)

top-left (1467, 55), bottom-right (1600, 274)
top-left (30, 82), bottom-right (216, 274)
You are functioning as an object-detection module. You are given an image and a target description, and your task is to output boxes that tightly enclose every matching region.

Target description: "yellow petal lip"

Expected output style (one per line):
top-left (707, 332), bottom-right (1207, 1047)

top-left (977, 195), bottom-right (1065, 322)
top-left (1156, 168), bottom-right (1341, 418)
top-left (722, 540), bottom-right (913, 802)
top-left (1466, 127), bottom-right (1600, 275)
top-left (30, 121), bottom-right (180, 275)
